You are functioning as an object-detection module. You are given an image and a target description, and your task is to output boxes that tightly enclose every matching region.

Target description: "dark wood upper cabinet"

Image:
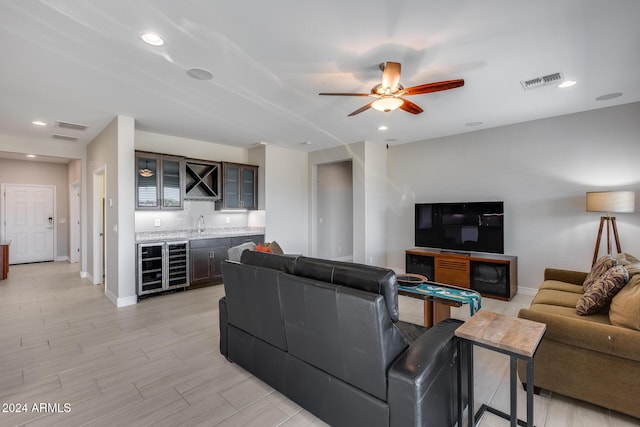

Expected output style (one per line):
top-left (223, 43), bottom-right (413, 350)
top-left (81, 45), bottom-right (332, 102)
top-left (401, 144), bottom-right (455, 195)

top-left (217, 162), bottom-right (258, 210)
top-left (135, 153), bottom-right (258, 211)
top-left (135, 152), bottom-right (184, 210)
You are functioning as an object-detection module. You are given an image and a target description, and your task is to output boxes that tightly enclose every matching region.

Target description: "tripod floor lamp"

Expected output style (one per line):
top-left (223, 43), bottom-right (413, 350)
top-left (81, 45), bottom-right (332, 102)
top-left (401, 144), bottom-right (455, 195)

top-left (587, 191), bottom-right (635, 266)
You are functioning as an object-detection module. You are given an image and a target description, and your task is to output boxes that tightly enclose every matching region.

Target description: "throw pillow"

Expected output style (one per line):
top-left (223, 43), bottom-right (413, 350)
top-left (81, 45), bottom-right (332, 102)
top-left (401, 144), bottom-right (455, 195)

top-left (609, 274), bottom-right (640, 330)
top-left (576, 265), bottom-right (629, 316)
top-left (614, 252), bottom-right (640, 266)
top-left (256, 243), bottom-right (272, 253)
top-left (265, 241), bottom-right (284, 255)
top-left (583, 255), bottom-right (618, 291)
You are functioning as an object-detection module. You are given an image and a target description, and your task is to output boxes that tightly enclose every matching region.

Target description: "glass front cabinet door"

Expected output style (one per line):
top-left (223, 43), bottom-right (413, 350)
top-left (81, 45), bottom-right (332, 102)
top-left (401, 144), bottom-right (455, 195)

top-left (219, 163), bottom-right (258, 210)
top-left (136, 153), bottom-right (160, 209)
top-left (161, 156), bottom-right (183, 209)
top-left (136, 152), bottom-right (184, 210)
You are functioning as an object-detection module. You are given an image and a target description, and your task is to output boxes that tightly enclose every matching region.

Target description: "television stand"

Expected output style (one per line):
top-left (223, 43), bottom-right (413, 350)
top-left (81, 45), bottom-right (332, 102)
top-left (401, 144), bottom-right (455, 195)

top-left (405, 248), bottom-right (517, 300)
top-left (440, 250), bottom-right (471, 256)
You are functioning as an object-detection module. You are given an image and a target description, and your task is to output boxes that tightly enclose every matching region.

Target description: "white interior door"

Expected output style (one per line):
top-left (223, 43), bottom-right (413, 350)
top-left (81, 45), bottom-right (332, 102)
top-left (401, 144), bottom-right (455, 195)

top-left (3, 185), bottom-right (55, 264)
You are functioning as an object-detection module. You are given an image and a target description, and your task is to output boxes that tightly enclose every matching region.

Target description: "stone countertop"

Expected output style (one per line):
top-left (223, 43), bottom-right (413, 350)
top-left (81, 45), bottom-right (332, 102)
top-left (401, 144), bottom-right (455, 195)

top-left (135, 227), bottom-right (265, 243)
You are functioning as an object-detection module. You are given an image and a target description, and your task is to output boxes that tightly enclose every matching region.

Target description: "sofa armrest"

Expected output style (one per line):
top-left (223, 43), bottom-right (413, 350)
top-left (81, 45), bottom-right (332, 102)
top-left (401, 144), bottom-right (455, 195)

top-left (518, 308), bottom-right (640, 362)
top-left (219, 297), bottom-right (229, 359)
top-left (544, 268), bottom-right (587, 285)
top-left (388, 319), bottom-right (467, 427)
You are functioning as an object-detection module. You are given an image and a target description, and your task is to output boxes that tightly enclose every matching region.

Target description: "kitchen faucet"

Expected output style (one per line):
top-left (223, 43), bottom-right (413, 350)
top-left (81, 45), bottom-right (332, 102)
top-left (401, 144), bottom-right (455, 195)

top-left (197, 215), bottom-right (205, 234)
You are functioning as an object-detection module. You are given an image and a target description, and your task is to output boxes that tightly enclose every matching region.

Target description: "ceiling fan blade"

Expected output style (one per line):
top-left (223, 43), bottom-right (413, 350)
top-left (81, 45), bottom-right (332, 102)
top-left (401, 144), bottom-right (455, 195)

top-left (399, 99), bottom-right (423, 114)
top-left (381, 62), bottom-right (401, 91)
top-left (347, 103), bottom-right (373, 116)
top-left (319, 92), bottom-right (371, 96)
top-left (404, 79), bottom-right (465, 95)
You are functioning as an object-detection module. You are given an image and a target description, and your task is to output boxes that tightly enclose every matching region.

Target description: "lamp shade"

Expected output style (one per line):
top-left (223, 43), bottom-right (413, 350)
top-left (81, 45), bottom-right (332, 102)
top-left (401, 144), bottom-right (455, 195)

top-left (586, 191), bottom-right (635, 213)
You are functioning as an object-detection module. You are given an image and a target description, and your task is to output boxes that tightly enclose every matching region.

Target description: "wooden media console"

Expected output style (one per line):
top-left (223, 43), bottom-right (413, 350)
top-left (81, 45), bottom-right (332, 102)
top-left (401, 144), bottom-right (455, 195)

top-left (405, 248), bottom-right (517, 300)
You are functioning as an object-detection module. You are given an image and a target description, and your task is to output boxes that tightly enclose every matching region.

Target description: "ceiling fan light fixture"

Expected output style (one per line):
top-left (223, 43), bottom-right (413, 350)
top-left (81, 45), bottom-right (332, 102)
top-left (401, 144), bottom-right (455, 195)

top-left (371, 97), bottom-right (404, 112)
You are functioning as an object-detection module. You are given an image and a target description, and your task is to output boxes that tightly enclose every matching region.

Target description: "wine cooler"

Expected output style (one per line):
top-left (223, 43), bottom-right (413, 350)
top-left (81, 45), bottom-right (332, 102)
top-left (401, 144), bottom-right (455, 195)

top-left (137, 241), bottom-right (189, 296)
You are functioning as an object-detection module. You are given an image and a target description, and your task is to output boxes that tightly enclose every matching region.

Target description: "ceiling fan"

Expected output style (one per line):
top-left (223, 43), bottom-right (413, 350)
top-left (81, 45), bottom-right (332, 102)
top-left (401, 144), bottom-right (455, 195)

top-left (319, 62), bottom-right (464, 116)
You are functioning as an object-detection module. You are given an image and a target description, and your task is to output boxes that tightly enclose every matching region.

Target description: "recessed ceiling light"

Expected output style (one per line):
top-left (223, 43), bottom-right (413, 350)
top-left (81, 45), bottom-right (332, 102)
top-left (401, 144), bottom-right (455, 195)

top-left (465, 121), bottom-right (484, 127)
top-left (558, 80), bottom-right (576, 88)
top-left (26, 154), bottom-right (37, 158)
top-left (140, 32), bottom-right (164, 46)
top-left (378, 125), bottom-right (388, 131)
top-left (301, 141), bottom-right (312, 145)
top-left (595, 92), bottom-right (622, 101)
top-left (186, 68), bottom-right (213, 80)
top-left (32, 121), bottom-right (47, 126)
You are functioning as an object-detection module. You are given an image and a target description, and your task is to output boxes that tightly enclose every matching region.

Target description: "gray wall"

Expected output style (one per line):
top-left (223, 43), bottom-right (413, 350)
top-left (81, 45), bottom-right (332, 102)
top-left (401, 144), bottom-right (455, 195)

top-left (386, 102), bottom-right (640, 291)
top-left (0, 158), bottom-right (69, 260)
top-left (309, 141), bottom-right (387, 266)
top-left (87, 115), bottom-right (136, 307)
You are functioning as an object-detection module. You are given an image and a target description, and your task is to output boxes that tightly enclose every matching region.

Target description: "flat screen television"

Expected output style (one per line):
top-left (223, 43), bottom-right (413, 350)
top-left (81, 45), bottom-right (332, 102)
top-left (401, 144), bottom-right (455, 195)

top-left (415, 201), bottom-right (504, 254)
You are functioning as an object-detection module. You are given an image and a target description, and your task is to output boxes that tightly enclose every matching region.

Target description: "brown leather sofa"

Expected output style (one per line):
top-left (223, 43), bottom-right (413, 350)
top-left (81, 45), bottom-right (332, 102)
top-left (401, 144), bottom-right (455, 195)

top-left (219, 251), bottom-right (469, 427)
top-left (517, 267), bottom-right (640, 418)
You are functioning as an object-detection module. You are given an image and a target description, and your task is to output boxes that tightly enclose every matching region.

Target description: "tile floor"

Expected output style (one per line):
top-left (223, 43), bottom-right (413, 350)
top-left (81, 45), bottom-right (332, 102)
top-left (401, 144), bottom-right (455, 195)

top-left (0, 262), bottom-right (637, 426)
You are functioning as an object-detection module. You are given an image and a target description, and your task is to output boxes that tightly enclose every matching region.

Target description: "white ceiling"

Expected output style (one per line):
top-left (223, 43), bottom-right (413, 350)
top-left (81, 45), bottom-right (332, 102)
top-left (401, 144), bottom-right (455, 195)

top-left (1, 0), bottom-right (639, 155)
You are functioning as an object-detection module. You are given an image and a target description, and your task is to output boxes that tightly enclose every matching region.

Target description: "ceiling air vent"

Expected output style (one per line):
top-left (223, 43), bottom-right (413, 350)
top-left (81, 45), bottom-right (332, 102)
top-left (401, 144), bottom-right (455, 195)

top-left (56, 120), bottom-right (88, 131)
top-left (51, 134), bottom-right (79, 142)
top-left (521, 71), bottom-right (563, 91)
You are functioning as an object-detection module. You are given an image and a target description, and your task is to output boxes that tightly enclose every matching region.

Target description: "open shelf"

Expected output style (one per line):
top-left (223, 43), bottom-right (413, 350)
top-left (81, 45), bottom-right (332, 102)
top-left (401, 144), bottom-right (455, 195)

top-left (185, 160), bottom-right (221, 200)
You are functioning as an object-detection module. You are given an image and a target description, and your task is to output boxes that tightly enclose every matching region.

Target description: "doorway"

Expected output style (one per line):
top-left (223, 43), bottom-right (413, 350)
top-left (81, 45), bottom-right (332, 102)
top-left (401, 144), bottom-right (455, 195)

top-left (92, 168), bottom-right (106, 286)
top-left (316, 161), bottom-right (353, 260)
top-left (2, 184), bottom-right (55, 264)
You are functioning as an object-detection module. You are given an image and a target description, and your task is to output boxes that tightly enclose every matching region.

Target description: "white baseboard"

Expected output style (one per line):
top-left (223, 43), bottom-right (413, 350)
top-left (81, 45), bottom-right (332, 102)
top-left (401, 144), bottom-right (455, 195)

top-left (105, 289), bottom-right (137, 307)
top-left (331, 255), bottom-right (353, 262)
top-left (518, 286), bottom-right (539, 297)
top-left (117, 295), bottom-right (138, 307)
top-left (80, 271), bottom-right (88, 279)
top-left (55, 255), bottom-right (69, 262)
top-left (105, 289), bottom-right (117, 305)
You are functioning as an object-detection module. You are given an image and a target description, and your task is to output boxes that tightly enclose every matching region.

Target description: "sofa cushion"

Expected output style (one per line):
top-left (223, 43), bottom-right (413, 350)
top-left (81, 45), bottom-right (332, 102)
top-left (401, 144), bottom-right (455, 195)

top-left (278, 273), bottom-right (408, 401)
top-left (577, 265), bottom-right (629, 315)
top-left (533, 288), bottom-right (582, 308)
top-left (539, 280), bottom-right (584, 294)
top-left (240, 250), bottom-right (298, 274)
top-left (610, 274), bottom-right (640, 330)
top-left (583, 255), bottom-right (617, 291)
top-left (527, 303), bottom-right (611, 325)
top-left (221, 261), bottom-right (288, 351)
top-left (294, 257), bottom-right (400, 323)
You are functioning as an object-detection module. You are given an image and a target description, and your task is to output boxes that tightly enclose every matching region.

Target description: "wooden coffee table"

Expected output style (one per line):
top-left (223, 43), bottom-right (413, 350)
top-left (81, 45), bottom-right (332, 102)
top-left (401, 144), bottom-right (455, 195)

top-left (455, 310), bottom-right (546, 427)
